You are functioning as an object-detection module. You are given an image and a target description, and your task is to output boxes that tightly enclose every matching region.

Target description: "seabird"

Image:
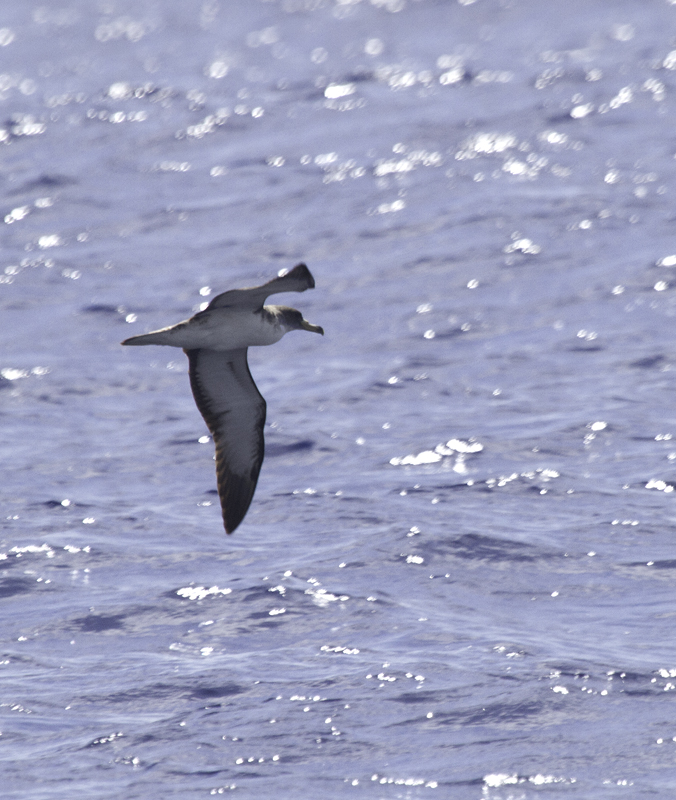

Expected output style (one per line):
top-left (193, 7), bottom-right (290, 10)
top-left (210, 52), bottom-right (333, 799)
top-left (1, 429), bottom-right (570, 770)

top-left (121, 263), bottom-right (323, 534)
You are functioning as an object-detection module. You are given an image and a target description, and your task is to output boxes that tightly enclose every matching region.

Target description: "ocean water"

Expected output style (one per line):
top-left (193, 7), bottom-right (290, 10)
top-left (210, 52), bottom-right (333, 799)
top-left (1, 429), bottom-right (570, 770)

top-left (3, 0), bottom-right (676, 797)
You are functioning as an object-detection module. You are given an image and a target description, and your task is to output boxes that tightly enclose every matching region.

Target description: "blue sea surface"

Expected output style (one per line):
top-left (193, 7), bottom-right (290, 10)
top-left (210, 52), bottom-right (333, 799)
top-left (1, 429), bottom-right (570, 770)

top-left (3, 1), bottom-right (676, 797)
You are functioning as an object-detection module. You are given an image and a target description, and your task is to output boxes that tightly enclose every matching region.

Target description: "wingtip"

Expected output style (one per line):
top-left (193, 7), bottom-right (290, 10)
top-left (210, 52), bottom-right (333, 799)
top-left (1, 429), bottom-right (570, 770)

top-left (290, 262), bottom-right (315, 289)
top-left (223, 504), bottom-right (243, 534)
top-left (223, 512), bottom-right (243, 535)
top-left (217, 471), bottom-right (259, 535)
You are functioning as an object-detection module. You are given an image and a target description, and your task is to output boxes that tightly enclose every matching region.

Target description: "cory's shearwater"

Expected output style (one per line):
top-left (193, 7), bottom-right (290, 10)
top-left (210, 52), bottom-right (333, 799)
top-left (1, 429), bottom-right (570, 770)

top-left (122, 263), bottom-right (323, 534)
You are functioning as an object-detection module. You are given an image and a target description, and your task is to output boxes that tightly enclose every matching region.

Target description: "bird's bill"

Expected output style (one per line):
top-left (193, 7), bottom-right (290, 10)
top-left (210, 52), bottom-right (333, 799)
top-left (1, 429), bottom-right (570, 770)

top-left (301, 319), bottom-right (324, 335)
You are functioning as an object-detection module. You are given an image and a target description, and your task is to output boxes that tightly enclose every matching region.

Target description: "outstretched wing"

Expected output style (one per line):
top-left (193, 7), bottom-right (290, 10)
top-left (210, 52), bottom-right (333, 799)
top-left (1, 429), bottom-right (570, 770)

top-left (185, 348), bottom-right (266, 534)
top-left (206, 263), bottom-right (315, 312)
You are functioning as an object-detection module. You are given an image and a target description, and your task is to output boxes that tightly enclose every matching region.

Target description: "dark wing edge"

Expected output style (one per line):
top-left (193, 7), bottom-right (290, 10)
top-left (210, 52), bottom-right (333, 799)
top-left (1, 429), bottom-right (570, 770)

top-left (207, 263), bottom-right (315, 311)
top-left (185, 348), bottom-right (266, 534)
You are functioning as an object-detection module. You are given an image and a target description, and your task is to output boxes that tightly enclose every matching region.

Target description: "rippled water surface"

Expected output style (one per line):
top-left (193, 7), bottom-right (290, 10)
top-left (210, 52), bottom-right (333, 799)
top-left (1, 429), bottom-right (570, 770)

top-left (4, 1), bottom-right (676, 797)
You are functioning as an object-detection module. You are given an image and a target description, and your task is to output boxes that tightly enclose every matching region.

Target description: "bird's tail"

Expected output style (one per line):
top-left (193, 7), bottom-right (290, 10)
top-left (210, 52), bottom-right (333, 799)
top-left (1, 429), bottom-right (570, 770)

top-left (121, 330), bottom-right (174, 346)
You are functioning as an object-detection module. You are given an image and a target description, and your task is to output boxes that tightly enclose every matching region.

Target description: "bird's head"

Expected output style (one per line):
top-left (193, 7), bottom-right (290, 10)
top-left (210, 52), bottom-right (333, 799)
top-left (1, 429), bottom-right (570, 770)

top-left (276, 306), bottom-right (324, 336)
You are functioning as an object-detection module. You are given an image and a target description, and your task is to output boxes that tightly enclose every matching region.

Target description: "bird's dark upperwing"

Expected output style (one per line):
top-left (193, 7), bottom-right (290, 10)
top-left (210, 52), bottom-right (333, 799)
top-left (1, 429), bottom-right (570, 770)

top-left (185, 348), bottom-right (266, 534)
top-left (206, 263), bottom-right (315, 312)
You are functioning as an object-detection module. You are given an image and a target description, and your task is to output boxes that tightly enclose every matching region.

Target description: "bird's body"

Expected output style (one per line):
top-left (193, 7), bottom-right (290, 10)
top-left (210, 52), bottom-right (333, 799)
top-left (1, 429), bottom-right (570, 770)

top-left (123, 305), bottom-right (297, 350)
top-left (121, 263), bottom-right (323, 533)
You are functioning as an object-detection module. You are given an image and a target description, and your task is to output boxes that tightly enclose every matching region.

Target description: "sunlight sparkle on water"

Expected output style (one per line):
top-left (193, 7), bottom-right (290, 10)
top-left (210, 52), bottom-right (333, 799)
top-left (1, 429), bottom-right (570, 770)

top-left (1, 368), bottom-right (29, 380)
top-left (390, 438), bottom-right (483, 466)
top-left (371, 774), bottom-right (437, 788)
top-left (38, 234), bottom-right (62, 248)
top-left (176, 586), bottom-right (232, 600)
top-left (571, 103), bottom-right (594, 118)
top-left (456, 132), bottom-right (518, 160)
top-left (324, 83), bottom-right (355, 99)
top-left (646, 479), bottom-right (675, 493)
top-left (589, 421), bottom-right (607, 431)
top-left (504, 237), bottom-right (541, 254)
